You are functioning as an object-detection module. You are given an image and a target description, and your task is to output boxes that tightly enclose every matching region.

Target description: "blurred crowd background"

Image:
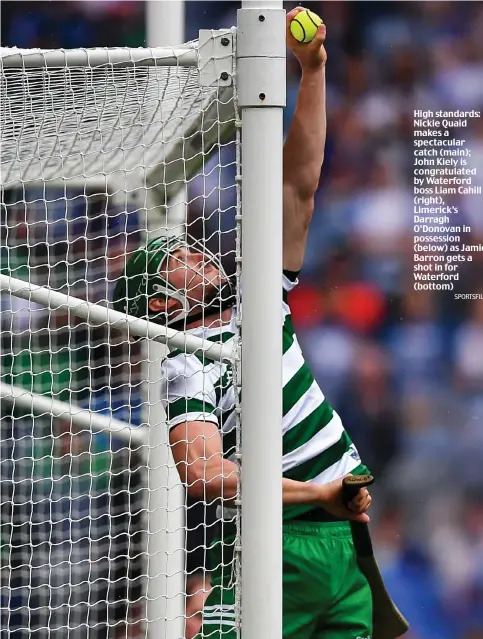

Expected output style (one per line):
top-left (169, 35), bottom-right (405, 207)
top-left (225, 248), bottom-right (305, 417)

top-left (2, 2), bottom-right (483, 639)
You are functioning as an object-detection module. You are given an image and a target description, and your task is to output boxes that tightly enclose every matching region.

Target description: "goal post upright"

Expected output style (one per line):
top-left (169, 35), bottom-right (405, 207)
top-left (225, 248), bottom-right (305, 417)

top-left (237, 3), bottom-right (285, 639)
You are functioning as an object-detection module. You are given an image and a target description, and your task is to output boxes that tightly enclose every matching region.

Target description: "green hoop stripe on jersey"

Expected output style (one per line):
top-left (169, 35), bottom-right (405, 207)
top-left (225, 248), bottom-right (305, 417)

top-left (167, 398), bottom-right (217, 421)
top-left (283, 399), bottom-right (333, 455)
top-left (283, 329), bottom-right (296, 355)
top-left (160, 273), bottom-right (369, 520)
top-left (283, 362), bottom-right (314, 416)
top-left (284, 430), bottom-right (354, 482)
top-left (283, 309), bottom-right (295, 331)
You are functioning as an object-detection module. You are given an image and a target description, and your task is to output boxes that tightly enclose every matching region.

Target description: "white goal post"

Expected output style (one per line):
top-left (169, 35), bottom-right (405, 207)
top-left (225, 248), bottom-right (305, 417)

top-left (0, 2), bottom-right (285, 638)
top-left (0, 274), bottom-right (232, 362)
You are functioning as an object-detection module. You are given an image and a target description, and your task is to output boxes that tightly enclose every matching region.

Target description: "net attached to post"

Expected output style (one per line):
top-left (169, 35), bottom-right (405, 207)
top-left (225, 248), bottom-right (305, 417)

top-left (0, 34), bottom-right (240, 639)
top-left (0, 43), bottom-right (235, 194)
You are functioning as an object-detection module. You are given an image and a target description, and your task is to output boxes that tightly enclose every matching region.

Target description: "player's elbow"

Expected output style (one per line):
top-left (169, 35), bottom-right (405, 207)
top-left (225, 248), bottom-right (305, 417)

top-left (186, 455), bottom-right (229, 502)
top-left (284, 164), bottom-right (322, 203)
top-left (284, 181), bottom-right (316, 221)
top-left (293, 198), bottom-right (317, 240)
top-left (185, 459), bottom-right (219, 501)
top-left (297, 178), bottom-right (320, 203)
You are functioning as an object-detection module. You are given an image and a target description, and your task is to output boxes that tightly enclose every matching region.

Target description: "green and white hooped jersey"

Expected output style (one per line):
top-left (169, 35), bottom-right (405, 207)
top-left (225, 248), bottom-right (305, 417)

top-left (160, 273), bottom-right (368, 520)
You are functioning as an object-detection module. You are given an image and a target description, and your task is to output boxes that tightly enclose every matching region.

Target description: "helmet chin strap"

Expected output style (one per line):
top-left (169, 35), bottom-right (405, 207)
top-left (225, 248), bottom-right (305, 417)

top-left (152, 283), bottom-right (190, 326)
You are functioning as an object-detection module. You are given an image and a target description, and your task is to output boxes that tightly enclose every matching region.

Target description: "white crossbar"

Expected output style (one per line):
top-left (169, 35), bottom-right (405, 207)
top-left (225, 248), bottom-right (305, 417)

top-left (0, 45), bottom-right (198, 68)
top-left (0, 382), bottom-right (148, 446)
top-left (0, 274), bottom-right (233, 364)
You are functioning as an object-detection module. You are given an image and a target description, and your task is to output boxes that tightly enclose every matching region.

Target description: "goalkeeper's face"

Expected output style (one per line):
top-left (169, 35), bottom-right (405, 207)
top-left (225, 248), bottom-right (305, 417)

top-left (148, 246), bottom-right (226, 319)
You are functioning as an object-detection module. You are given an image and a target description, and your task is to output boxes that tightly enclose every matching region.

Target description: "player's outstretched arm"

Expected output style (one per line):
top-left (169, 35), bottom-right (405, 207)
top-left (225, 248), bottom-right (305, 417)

top-left (283, 6), bottom-right (327, 272)
top-left (170, 421), bottom-right (371, 522)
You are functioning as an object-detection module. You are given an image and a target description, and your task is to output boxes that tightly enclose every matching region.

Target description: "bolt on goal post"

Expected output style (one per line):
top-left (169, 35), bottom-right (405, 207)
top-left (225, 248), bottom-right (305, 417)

top-left (0, 1), bottom-right (285, 637)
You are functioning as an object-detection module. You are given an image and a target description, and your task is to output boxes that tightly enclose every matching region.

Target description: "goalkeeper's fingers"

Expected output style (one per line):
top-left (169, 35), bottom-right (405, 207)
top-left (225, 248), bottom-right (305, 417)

top-left (349, 489), bottom-right (372, 514)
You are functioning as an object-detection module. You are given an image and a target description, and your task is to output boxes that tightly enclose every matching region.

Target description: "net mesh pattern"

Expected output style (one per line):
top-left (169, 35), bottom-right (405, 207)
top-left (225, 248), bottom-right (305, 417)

top-left (1, 45), bottom-right (232, 187)
top-left (1, 38), bottom-right (239, 639)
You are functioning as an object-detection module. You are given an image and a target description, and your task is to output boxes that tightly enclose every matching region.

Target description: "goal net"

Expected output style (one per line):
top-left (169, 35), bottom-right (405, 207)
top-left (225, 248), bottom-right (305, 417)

top-left (1, 34), bottom-right (239, 639)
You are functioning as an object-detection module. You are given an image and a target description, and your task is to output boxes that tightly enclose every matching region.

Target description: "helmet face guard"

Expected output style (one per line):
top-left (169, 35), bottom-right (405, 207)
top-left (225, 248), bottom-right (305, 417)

top-left (112, 234), bottom-right (234, 327)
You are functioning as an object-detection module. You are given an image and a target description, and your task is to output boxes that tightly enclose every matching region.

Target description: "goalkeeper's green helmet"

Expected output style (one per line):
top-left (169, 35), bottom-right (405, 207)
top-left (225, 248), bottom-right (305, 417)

top-left (112, 234), bottom-right (234, 328)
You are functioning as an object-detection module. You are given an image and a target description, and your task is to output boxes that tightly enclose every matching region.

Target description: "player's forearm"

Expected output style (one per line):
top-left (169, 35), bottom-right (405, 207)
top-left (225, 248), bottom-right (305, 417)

top-left (283, 66), bottom-right (326, 199)
top-left (282, 477), bottom-right (326, 505)
top-left (188, 456), bottom-right (325, 507)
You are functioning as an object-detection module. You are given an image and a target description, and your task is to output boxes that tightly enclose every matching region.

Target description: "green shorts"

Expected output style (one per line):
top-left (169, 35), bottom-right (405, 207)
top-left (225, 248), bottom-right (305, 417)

top-left (199, 520), bottom-right (372, 639)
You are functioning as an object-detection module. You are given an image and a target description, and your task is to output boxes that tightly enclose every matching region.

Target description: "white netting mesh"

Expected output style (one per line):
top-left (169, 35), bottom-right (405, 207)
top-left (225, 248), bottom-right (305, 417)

top-left (1, 36), bottom-right (239, 639)
top-left (3, 64), bottom-right (195, 182)
top-left (0, 43), bottom-right (235, 192)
